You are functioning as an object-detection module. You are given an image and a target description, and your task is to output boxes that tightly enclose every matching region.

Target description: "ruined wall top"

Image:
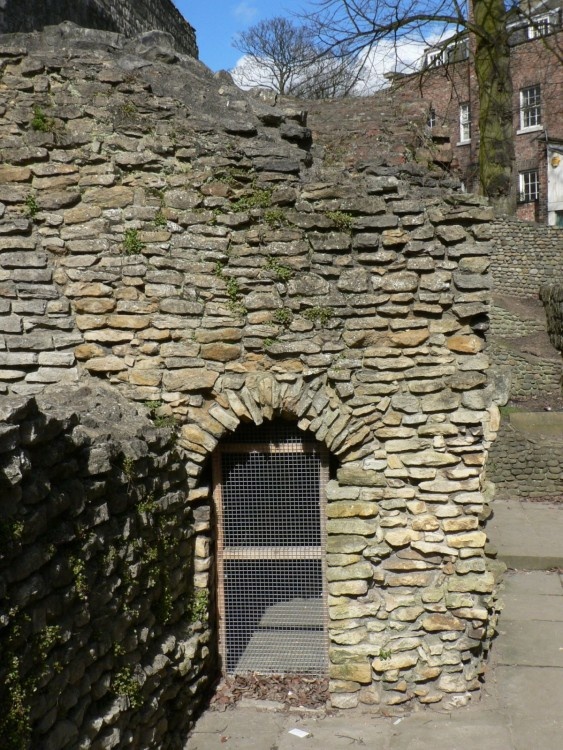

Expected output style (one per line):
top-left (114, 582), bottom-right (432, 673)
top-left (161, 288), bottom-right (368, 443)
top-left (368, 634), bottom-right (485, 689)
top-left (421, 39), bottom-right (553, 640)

top-left (0, 0), bottom-right (198, 58)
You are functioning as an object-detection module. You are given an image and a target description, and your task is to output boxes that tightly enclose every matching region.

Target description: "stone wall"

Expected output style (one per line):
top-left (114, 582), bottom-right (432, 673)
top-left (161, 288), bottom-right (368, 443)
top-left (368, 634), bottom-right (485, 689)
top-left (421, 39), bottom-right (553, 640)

top-left (489, 344), bottom-right (561, 399)
top-left (489, 217), bottom-right (563, 299)
top-left (0, 0), bottom-right (198, 58)
top-left (540, 284), bottom-right (563, 353)
top-left (490, 303), bottom-right (546, 339)
top-left (0, 385), bottom-right (212, 749)
top-left (0, 25), bottom-right (503, 745)
top-left (487, 295), bottom-right (562, 402)
top-left (487, 413), bottom-right (563, 497)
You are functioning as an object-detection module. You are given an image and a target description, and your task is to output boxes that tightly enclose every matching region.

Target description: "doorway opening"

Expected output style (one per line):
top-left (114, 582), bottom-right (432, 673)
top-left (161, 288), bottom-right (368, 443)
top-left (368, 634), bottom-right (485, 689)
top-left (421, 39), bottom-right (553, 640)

top-left (212, 421), bottom-right (328, 675)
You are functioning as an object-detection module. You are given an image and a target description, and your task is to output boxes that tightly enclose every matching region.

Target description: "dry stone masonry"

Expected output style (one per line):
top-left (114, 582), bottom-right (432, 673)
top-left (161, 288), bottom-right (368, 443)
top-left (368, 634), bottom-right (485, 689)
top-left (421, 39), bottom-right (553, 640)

top-left (0, 24), bottom-right (504, 749)
top-left (0, 385), bottom-right (211, 750)
top-left (488, 412), bottom-right (563, 497)
top-left (489, 217), bottom-right (563, 299)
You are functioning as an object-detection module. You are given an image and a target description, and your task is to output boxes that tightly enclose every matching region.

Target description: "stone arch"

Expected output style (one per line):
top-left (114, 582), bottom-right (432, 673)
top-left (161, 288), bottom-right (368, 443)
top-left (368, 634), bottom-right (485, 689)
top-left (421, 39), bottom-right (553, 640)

top-left (182, 372), bottom-right (380, 687)
top-left (180, 371), bottom-right (378, 482)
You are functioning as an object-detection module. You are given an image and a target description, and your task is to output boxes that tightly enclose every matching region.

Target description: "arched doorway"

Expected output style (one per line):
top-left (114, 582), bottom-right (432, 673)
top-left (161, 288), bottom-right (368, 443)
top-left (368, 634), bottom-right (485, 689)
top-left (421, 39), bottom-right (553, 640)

top-left (212, 420), bottom-right (329, 675)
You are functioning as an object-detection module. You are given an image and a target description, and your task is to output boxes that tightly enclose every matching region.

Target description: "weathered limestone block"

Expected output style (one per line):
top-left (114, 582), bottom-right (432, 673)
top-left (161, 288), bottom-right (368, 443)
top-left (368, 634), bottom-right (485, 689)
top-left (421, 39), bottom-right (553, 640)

top-left (337, 465), bottom-right (386, 487)
top-left (162, 368), bottom-right (219, 392)
top-left (372, 650), bottom-right (418, 672)
top-left (329, 663), bottom-right (372, 683)
top-left (327, 501), bottom-right (379, 518)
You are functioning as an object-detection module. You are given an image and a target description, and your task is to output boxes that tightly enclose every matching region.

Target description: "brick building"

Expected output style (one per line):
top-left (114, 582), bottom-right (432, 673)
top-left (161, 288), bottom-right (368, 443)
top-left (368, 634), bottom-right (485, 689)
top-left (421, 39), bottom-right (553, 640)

top-left (397, 1), bottom-right (563, 225)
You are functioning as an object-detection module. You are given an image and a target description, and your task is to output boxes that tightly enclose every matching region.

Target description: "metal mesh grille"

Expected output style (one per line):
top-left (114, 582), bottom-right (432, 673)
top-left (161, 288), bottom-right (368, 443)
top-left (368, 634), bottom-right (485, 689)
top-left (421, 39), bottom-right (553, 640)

top-left (213, 424), bottom-right (328, 676)
top-left (222, 452), bottom-right (321, 547)
top-left (222, 420), bottom-right (318, 444)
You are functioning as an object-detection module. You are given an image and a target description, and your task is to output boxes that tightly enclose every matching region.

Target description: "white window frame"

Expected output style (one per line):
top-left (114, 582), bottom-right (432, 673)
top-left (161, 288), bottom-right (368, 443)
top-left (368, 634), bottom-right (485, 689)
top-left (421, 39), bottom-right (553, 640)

top-left (446, 39), bottom-right (469, 62)
top-left (519, 170), bottom-right (540, 202)
top-left (528, 14), bottom-right (551, 38)
top-left (459, 103), bottom-right (471, 144)
top-left (519, 85), bottom-right (542, 131)
top-left (426, 49), bottom-right (443, 67)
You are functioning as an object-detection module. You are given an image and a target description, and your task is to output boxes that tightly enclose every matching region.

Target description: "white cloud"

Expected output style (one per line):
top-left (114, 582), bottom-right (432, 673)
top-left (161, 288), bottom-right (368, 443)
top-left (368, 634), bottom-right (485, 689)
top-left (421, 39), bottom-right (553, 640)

top-left (233, 2), bottom-right (258, 24)
top-left (231, 39), bottom-right (435, 97)
top-left (354, 39), bottom-right (429, 95)
top-left (231, 54), bottom-right (276, 91)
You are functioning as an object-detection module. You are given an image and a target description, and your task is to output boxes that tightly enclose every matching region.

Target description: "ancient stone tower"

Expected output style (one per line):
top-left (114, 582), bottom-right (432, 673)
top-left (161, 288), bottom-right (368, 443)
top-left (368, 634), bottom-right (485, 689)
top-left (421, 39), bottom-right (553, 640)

top-left (0, 21), bottom-right (504, 750)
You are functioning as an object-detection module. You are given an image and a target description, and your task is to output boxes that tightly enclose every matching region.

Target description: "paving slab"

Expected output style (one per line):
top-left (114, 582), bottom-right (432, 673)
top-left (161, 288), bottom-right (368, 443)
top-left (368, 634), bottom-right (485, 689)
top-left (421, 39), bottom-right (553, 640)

top-left (185, 706), bottom-right (288, 749)
top-left (499, 569), bottom-right (563, 596)
top-left (496, 665), bottom-right (563, 719)
top-left (499, 570), bottom-right (563, 620)
top-left (495, 666), bottom-right (563, 750)
top-left (495, 619), bottom-right (563, 666)
top-left (386, 713), bottom-right (513, 750)
top-left (486, 499), bottom-right (563, 569)
top-left (277, 713), bottom-right (393, 750)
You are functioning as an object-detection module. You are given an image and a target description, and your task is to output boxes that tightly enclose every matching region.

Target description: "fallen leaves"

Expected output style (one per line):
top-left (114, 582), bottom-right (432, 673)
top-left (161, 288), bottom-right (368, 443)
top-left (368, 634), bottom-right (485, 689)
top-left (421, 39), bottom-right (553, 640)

top-left (210, 673), bottom-right (329, 711)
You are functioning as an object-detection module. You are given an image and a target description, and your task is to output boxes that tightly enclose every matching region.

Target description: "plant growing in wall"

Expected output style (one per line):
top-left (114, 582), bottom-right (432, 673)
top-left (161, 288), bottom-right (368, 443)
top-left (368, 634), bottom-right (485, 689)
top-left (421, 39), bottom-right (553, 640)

top-left (122, 229), bottom-right (144, 255)
top-left (189, 589), bottom-right (209, 624)
top-left (325, 210), bottom-right (354, 231)
top-left (0, 609), bottom-right (63, 750)
top-left (273, 307), bottom-right (293, 327)
top-left (24, 194), bottom-right (38, 219)
top-left (303, 306), bottom-right (334, 327)
top-left (265, 256), bottom-right (294, 282)
top-left (231, 186), bottom-right (272, 213)
top-left (30, 105), bottom-right (55, 133)
top-left (111, 665), bottom-right (142, 709)
top-left (264, 208), bottom-right (289, 228)
top-left (70, 555), bottom-right (89, 602)
top-left (213, 262), bottom-right (247, 316)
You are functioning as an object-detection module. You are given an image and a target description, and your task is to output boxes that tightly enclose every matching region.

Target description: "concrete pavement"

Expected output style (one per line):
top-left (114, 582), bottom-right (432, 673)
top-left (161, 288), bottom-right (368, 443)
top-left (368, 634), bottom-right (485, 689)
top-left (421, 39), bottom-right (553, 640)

top-left (185, 498), bottom-right (563, 750)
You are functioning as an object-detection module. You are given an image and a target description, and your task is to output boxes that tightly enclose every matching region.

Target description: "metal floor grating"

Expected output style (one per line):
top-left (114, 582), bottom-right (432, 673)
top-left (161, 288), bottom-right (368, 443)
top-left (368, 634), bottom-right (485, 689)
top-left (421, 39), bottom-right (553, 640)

top-left (213, 422), bottom-right (328, 675)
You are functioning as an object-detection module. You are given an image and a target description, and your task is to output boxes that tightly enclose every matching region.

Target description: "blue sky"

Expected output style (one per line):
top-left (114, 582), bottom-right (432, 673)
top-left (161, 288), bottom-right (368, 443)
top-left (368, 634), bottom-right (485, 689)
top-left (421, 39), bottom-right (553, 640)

top-left (174, 1), bottom-right (307, 72)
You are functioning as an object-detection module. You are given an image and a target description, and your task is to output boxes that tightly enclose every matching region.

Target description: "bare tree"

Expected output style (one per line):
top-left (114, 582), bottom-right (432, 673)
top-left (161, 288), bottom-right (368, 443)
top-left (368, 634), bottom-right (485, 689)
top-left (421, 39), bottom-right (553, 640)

top-left (232, 16), bottom-right (363, 98)
top-left (307, 0), bottom-right (517, 212)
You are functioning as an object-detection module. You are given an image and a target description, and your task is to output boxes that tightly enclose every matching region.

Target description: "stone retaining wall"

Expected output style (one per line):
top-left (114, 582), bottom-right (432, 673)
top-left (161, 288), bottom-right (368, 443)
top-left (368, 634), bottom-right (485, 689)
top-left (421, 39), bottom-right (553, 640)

top-left (490, 304), bottom-right (547, 339)
top-left (489, 344), bottom-right (562, 399)
top-left (540, 284), bottom-right (563, 353)
top-left (0, 0), bottom-right (198, 58)
top-left (0, 385), bottom-right (211, 749)
top-left (488, 415), bottom-right (563, 497)
top-left (0, 25), bottom-right (503, 746)
top-left (489, 217), bottom-right (563, 299)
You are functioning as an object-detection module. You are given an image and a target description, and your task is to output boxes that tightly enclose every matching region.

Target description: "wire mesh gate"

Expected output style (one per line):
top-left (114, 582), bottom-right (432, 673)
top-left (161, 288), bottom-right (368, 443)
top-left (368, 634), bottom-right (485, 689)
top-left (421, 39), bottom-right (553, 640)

top-left (212, 422), bottom-right (329, 676)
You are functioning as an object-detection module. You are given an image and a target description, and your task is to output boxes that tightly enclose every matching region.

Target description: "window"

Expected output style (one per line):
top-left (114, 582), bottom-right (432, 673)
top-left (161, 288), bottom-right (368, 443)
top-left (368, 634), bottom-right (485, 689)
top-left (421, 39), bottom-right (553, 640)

top-left (519, 170), bottom-right (539, 202)
top-left (520, 85), bottom-right (541, 130)
top-left (427, 107), bottom-right (436, 128)
top-left (446, 39), bottom-right (469, 62)
top-left (426, 49), bottom-right (443, 67)
top-left (459, 103), bottom-right (471, 143)
top-left (425, 39), bottom-right (469, 67)
top-left (528, 15), bottom-right (550, 38)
